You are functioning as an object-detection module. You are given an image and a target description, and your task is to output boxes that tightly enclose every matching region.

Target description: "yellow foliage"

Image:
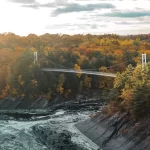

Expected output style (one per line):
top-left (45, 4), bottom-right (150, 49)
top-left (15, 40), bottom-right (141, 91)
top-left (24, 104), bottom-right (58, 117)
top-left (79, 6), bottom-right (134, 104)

top-left (31, 79), bottom-right (38, 86)
top-left (20, 81), bottom-right (25, 85)
top-left (74, 64), bottom-right (82, 78)
top-left (73, 51), bottom-right (80, 57)
top-left (77, 55), bottom-right (87, 66)
top-left (12, 88), bottom-right (17, 95)
top-left (84, 75), bottom-right (92, 88)
top-left (15, 47), bottom-right (25, 52)
top-left (99, 66), bottom-right (108, 72)
top-left (57, 85), bottom-right (64, 95)
top-left (99, 77), bottom-right (114, 89)
top-left (0, 85), bottom-right (10, 99)
top-left (44, 47), bottom-right (53, 56)
top-left (18, 75), bottom-right (25, 86)
top-left (30, 47), bottom-right (36, 52)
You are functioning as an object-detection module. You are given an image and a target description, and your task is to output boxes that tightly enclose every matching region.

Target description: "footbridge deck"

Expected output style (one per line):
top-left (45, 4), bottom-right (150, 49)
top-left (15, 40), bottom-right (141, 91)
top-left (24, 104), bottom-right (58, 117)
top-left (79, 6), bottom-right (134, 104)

top-left (41, 68), bottom-right (116, 78)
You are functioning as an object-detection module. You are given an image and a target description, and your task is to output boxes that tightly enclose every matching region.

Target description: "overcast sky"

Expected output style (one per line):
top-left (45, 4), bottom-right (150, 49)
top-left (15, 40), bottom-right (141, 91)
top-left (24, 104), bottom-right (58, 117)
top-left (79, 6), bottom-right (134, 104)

top-left (0, 0), bottom-right (150, 35)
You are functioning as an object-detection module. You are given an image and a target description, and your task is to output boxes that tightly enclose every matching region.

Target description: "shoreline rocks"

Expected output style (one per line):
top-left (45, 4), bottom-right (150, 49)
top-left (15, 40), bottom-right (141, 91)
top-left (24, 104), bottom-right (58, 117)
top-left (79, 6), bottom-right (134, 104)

top-left (0, 98), bottom-right (103, 120)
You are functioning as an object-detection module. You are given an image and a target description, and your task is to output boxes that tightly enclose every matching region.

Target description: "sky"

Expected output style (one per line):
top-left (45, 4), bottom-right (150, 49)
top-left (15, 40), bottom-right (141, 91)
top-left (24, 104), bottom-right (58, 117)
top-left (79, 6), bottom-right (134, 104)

top-left (0, 0), bottom-right (150, 36)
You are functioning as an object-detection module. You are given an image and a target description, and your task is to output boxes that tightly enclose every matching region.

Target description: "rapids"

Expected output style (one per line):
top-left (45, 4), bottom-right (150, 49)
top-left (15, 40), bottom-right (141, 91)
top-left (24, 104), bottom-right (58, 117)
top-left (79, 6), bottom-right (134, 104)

top-left (0, 110), bottom-right (100, 150)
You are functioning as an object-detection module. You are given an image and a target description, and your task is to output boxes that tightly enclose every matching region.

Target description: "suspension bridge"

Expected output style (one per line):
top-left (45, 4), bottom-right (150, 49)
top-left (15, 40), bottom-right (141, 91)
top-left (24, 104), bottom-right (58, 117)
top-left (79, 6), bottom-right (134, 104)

top-left (41, 68), bottom-right (116, 78)
top-left (34, 52), bottom-right (147, 78)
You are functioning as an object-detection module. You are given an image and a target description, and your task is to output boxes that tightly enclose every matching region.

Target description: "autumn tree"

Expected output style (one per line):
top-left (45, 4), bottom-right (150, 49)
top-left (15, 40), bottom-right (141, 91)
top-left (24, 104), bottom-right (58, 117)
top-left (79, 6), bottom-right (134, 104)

top-left (57, 74), bottom-right (65, 95)
top-left (112, 63), bottom-right (150, 118)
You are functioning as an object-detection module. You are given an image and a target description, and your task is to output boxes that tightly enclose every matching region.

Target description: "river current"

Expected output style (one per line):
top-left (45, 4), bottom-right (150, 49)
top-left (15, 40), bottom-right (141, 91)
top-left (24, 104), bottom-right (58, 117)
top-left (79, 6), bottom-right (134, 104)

top-left (0, 110), bottom-right (99, 150)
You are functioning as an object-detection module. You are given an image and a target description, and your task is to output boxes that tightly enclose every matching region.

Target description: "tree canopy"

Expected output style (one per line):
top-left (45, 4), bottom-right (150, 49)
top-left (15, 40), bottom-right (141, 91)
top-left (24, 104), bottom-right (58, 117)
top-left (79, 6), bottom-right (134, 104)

top-left (0, 33), bottom-right (149, 106)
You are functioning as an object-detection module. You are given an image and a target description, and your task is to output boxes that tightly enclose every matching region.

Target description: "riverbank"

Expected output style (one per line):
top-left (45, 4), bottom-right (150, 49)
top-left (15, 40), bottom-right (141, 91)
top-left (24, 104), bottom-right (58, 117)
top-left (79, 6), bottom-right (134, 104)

top-left (75, 111), bottom-right (150, 150)
top-left (0, 97), bottom-right (103, 121)
top-left (0, 89), bottom-right (104, 109)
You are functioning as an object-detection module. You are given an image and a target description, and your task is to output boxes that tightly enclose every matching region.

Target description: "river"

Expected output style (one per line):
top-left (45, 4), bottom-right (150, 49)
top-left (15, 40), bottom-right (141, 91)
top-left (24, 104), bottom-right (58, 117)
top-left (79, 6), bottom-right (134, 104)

top-left (0, 109), bottom-right (100, 150)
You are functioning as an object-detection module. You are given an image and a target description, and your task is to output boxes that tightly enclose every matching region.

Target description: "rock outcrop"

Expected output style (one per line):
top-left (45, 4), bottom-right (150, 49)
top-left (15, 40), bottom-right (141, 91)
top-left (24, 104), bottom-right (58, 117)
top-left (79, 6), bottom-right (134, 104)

top-left (75, 112), bottom-right (150, 150)
top-left (32, 124), bottom-right (87, 150)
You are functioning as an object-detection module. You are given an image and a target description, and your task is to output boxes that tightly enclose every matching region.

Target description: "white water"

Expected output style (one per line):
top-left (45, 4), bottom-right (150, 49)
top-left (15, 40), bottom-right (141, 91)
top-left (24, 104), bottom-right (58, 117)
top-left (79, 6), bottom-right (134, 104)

top-left (0, 110), bottom-right (100, 150)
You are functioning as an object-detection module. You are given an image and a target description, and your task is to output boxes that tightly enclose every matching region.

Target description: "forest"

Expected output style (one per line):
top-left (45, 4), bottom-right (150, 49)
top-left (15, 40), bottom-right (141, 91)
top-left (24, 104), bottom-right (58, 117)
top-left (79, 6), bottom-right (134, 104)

top-left (0, 33), bottom-right (149, 118)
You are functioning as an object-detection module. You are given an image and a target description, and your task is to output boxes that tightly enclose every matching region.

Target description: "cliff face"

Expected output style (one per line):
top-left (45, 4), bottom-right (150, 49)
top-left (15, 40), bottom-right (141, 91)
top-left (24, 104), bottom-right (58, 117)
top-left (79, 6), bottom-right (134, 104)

top-left (0, 97), bottom-right (49, 109)
top-left (75, 112), bottom-right (150, 150)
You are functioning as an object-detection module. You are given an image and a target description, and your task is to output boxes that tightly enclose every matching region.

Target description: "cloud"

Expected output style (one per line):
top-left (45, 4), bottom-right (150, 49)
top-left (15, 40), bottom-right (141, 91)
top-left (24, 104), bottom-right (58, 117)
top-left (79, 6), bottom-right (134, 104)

top-left (115, 21), bottom-right (135, 25)
top-left (40, 0), bottom-right (68, 7)
top-left (44, 22), bottom-right (107, 30)
top-left (55, 0), bottom-right (68, 5)
top-left (22, 4), bottom-right (39, 9)
top-left (22, 0), bottom-right (115, 12)
top-left (115, 20), bottom-right (150, 25)
top-left (45, 23), bottom-right (71, 29)
top-left (51, 3), bottom-right (115, 16)
top-left (22, 0), bottom-right (68, 9)
top-left (102, 11), bottom-right (150, 18)
top-left (8, 0), bottom-right (35, 4)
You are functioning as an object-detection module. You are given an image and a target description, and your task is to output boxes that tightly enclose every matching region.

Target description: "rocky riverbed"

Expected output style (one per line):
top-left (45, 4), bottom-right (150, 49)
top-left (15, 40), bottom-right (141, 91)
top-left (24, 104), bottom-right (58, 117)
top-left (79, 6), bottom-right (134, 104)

top-left (0, 101), bottom-right (99, 150)
top-left (0, 109), bottom-right (100, 150)
top-left (1, 96), bottom-right (149, 150)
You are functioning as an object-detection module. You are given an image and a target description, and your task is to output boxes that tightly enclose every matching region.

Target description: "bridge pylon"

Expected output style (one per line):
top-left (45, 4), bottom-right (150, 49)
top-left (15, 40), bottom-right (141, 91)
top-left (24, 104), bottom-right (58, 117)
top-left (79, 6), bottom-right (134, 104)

top-left (34, 52), bottom-right (38, 65)
top-left (142, 53), bottom-right (146, 67)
